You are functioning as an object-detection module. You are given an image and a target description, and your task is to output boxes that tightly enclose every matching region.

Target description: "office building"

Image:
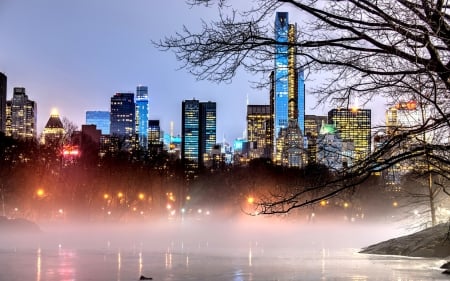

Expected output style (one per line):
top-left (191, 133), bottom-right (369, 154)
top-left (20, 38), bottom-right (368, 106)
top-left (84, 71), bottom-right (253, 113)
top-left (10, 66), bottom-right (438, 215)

top-left (110, 93), bottom-right (135, 147)
top-left (41, 111), bottom-right (65, 145)
top-left (0, 72), bottom-right (6, 133)
top-left (273, 12), bottom-right (305, 166)
top-left (247, 105), bottom-right (272, 159)
top-left (304, 115), bottom-right (328, 163)
top-left (86, 111), bottom-right (110, 135)
top-left (317, 123), bottom-right (354, 170)
top-left (328, 108), bottom-right (371, 163)
top-left (148, 119), bottom-right (163, 155)
top-left (181, 99), bottom-right (216, 170)
top-left (136, 86), bottom-right (149, 149)
top-left (6, 87), bottom-right (37, 141)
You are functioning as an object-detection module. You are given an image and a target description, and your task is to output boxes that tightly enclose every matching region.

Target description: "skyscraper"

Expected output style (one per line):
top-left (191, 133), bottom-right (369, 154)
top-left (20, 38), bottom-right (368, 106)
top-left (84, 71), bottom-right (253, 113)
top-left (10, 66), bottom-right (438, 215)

top-left (304, 115), bottom-right (328, 163)
top-left (86, 111), bottom-right (110, 135)
top-left (0, 72), bottom-right (6, 133)
top-left (41, 111), bottom-right (65, 145)
top-left (110, 93), bottom-right (135, 146)
top-left (181, 99), bottom-right (216, 170)
top-left (328, 108), bottom-right (371, 163)
top-left (135, 85), bottom-right (149, 149)
top-left (247, 105), bottom-right (272, 159)
top-left (273, 12), bottom-right (305, 166)
top-left (6, 87), bottom-right (37, 140)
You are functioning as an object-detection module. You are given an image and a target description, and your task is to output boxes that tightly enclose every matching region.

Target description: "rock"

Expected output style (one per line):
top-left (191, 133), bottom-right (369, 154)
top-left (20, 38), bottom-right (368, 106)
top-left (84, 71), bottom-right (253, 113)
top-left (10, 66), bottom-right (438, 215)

top-left (360, 223), bottom-right (450, 258)
top-left (441, 261), bottom-right (450, 269)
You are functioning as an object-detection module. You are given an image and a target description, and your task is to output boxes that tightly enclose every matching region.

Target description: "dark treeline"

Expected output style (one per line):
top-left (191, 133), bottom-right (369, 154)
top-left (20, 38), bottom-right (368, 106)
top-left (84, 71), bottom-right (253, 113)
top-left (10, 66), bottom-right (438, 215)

top-left (0, 133), bottom-right (397, 223)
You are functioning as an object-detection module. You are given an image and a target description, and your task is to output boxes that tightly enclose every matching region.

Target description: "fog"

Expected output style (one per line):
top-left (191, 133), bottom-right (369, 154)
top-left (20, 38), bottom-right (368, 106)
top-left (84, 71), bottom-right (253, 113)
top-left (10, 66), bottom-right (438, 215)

top-left (0, 215), bottom-right (407, 255)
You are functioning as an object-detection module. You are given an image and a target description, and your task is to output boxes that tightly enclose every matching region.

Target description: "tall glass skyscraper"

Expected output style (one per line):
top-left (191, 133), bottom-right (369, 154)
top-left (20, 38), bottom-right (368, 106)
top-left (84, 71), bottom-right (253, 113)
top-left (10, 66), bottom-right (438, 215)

top-left (0, 72), bottom-right (6, 133)
top-left (273, 12), bottom-right (305, 166)
top-left (135, 85), bottom-right (149, 149)
top-left (110, 93), bottom-right (135, 141)
top-left (274, 12), bottom-right (290, 138)
top-left (181, 99), bottom-right (216, 170)
top-left (86, 111), bottom-right (110, 135)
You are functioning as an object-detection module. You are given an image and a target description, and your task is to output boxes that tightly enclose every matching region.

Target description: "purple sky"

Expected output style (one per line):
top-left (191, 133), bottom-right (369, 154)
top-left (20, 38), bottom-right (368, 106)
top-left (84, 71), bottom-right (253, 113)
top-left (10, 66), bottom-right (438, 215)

top-left (0, 1), bottom-right (386, 142)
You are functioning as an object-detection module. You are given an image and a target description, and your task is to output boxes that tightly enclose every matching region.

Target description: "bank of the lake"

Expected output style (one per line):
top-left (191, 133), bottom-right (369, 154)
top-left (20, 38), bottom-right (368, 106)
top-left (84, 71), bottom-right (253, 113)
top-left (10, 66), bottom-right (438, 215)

top-left (360, 222), bottom-right (450, 258)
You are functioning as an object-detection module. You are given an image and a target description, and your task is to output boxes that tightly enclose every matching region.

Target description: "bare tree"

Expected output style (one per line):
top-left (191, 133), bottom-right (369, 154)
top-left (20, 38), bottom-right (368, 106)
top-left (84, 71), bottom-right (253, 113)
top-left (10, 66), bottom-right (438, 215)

top-left (155, 0), bottom-right (450, 215)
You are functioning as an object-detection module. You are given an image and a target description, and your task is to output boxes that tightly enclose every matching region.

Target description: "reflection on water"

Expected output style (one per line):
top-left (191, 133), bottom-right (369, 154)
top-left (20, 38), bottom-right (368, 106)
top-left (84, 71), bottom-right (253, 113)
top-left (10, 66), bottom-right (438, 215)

top-left (0, 244), bottom-right (447, 281)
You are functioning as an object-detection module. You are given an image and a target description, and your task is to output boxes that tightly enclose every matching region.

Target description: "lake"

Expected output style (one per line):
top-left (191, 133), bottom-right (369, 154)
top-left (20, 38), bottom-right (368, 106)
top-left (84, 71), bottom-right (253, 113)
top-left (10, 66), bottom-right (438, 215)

top-left (0, 220), bottom-right (447, 281)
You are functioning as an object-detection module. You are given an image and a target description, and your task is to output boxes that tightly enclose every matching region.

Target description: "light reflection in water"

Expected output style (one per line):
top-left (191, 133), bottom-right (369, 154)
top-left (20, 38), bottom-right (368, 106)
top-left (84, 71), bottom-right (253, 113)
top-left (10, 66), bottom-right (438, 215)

top-left (117, 251), bottom-right (121, 281)
top-left (57, 248), bottom-right (76, 281)
top-left (138, 252), bottom-right (143, 277)
top-left (165, 248), bottom-right (172, 269)
top-left (248, 247), bottom-right (252, 267)
top-left (36, 248), bottom-right (41, 281)
top-left (186, 255), bottom-right (189, 268)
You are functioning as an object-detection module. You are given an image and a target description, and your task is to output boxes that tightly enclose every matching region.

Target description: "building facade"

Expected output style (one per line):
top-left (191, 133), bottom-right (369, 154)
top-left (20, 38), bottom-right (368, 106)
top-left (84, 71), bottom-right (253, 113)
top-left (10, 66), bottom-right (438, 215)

top-left (86, 111), bottom-right (110, 135)
top-left (181, 99), bottom-right (216, 170)
top-left (110, 93), bottom-right (135, 148)
top-left (273, 12), bottom-right (305, 166)
top-left (328, 108), bottom-right (371, 163)
top-left (304, 115), bottom-right (328, 163)
top-left (0, 72), bottom-right (6, 133)
top-left (135, 85), bottom-right (149, 149)
top-left (6, 87), bottom-right (37, 141)
top-left (246, 105), bottom-right (272, 159)
top-left (41, 112), bottom-right (65, 145)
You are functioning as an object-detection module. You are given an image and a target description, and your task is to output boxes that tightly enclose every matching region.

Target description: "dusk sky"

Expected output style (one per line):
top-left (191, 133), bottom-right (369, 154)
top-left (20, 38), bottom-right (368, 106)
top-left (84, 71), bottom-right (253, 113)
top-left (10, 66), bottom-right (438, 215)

top-left (0, 0), bottom-right (386, 142)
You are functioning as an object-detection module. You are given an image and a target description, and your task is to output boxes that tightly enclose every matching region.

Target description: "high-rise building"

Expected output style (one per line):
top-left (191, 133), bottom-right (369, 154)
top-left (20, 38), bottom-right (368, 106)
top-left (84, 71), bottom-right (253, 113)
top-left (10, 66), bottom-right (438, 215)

top-left (317, 123), bottom-right (354, 170)
top-left (136, 85), bottom-right (149, 149)
top-left (86, 111), bottom-right (110, 135)
top-left (247, 105), bottom-right (272, 159)
top-left (6, 87), bottom-right (37, 141)
top-left (148, 119), bottom-right (163, 155)
top-left (181, 99), bottom-right (216, 170)
top-left (328, 108), bottom-right (371, 163)
top-left (304, 115), bottom-right (328, 163)
top-left (273, 12), bottom-right (305, 166)
top-left (41, 111), bottom-right (65, 145)
top-left (0, 72), bottom-right (6, 133)
top-left (110, 93), bottom-right (135, 145)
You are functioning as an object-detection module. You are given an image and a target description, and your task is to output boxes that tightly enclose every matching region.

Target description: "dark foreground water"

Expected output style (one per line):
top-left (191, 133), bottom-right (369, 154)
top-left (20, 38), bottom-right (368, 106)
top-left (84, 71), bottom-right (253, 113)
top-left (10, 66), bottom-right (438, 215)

top-left (0, 220), bottom-right (447, 281)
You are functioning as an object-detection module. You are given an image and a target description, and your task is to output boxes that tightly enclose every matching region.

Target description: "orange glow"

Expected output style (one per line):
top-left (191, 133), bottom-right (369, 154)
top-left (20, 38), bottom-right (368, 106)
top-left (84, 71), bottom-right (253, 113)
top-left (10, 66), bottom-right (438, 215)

top-left (320, 200), bottom-right (327, 207)
top-left (138, 193), bottom-right (145, 200)
top-left (117, 192), bottom-right (123, 198)
top-left (103, 193), bottom-right (109, 199)
top-left (247, 197), bottom-right (255, 204)
top-left (36, 188), bottom-right (45, 197)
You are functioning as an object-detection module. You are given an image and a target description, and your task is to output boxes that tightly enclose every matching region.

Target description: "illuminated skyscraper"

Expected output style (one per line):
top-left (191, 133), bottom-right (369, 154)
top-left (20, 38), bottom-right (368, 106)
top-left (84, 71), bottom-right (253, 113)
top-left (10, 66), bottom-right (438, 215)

top-left (273, 12), bottom-right (305, 166)
top-left (110, 93), bottom-right (135, 144)
top-left (6, 87), bottom-right (37, 140)
top-left (135, 85), bottom-right (149, 149)
top-left (181, 99), bottom-right (216, 170)
top-left (41, 111), bottom-right (64, 145)
top-left (328, 108), bottom-right (371, 163)
top-left (86, 111), bottom-right (110, 135)
top-left (0, 72), bottom-right (6, 133)
top-left (304, 115), bottom-right (328, 163)
top-left (247, 105), bottom-right (272, 159)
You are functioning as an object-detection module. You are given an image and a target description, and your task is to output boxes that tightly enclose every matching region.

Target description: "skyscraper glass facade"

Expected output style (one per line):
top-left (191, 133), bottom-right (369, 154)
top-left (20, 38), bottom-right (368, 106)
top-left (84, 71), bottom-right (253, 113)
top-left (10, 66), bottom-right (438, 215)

top-left (298, 69), bottom-right (305, 133)
top-left (200, 101), bottom-right (216, 167)
top-left (86, 111), bottom-right (110, 135)
top-left (274, 12), bottom-right (289, 140)
top-left (182, 99), bottom-right (200, 170)
top-left (328, 108), bottom-right (371, 162)
top-left (181, 99), bottom-right (217, 170)
top-left (136, 85), bottom-right (149, 149)
top-left (110, 93), bottom-right (135, 140)
top-left (247, 105), bottom-right (272, 159)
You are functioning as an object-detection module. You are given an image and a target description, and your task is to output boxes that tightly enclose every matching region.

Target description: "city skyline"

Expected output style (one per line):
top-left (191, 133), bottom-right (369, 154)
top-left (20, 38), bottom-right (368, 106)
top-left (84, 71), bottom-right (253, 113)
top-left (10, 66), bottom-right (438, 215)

top-left (0, 1), bottom-right (387, 142)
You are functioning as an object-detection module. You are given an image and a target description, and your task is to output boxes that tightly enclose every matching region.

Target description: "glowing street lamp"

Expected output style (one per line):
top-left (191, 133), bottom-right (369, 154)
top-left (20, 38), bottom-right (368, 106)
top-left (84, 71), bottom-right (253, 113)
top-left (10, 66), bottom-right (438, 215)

top-left (36, 188), bottom-right (45, 198)
top-left (138, 193), bottom-right (145, 200)
top-left (247, 196), bottom-right (255, 204)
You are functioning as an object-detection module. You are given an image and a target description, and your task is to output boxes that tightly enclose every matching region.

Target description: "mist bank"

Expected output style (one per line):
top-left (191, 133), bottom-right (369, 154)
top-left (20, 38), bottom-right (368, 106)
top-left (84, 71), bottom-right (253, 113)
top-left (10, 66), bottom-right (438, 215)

top-left (0, 216), bottom-right (407, 254)
top-left (360, 222), bottom-right (450, 258)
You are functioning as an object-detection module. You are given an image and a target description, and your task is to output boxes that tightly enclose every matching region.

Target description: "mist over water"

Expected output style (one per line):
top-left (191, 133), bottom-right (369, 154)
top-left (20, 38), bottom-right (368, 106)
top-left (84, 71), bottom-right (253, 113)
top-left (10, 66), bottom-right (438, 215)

top-left (0, 216), bottom-right (445, 281)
